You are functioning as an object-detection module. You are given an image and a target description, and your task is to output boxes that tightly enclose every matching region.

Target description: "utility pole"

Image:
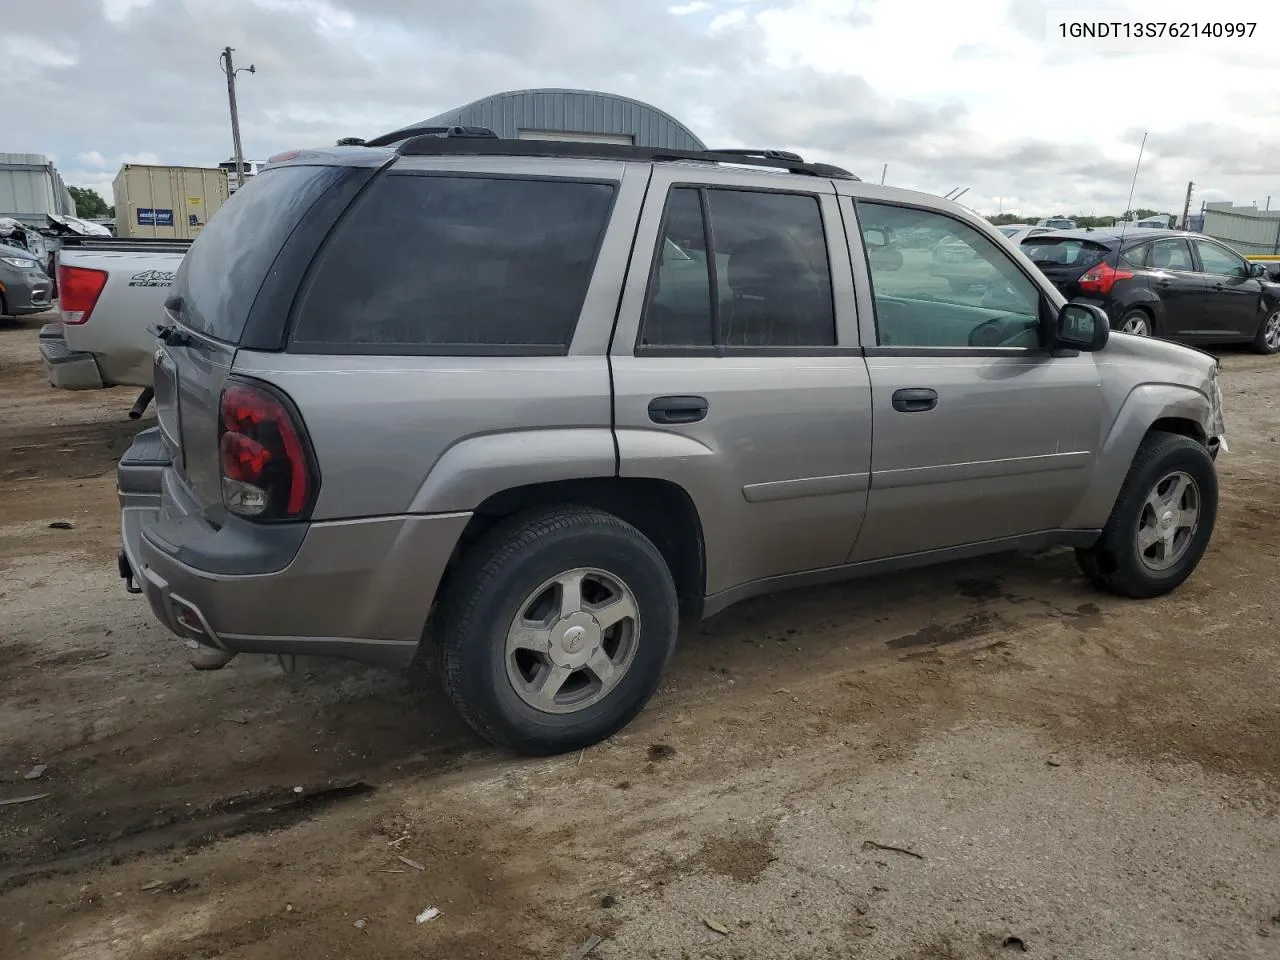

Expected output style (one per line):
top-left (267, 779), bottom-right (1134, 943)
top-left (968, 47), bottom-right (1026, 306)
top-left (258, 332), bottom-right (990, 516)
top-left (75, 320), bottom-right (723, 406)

top-left (1180, 180), bottom-right (1194, 230)
top-left (880, 163), bottom-right (887, 185)
top-left (219, 46), bottom-right (255, 190)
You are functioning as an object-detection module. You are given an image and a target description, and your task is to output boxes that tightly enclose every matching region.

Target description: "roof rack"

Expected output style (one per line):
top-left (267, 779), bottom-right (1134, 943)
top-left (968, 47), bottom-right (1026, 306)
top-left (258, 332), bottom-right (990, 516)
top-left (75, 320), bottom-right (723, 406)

top-left (384, 127), bottom-right (858, 180)
top-left (363, 124), bottom-right (499, 148)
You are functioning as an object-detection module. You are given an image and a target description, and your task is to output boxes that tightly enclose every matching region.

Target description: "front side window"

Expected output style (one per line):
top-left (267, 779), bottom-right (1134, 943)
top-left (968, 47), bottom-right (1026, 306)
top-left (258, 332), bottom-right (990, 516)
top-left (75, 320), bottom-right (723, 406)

top-left (638, 186), bottom-right (835, 349)
top-left (1192, 239), bottom-right (1247, 277)
top-left (858, 201), bottom-right (1041, 349)
top-left (290, 173), bottom-right (616, 352)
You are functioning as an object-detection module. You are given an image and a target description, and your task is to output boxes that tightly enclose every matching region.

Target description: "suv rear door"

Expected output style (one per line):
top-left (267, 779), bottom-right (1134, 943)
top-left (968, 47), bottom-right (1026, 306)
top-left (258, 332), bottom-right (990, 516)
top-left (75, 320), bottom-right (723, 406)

top-left (609, 166), bottom-right (872, 598)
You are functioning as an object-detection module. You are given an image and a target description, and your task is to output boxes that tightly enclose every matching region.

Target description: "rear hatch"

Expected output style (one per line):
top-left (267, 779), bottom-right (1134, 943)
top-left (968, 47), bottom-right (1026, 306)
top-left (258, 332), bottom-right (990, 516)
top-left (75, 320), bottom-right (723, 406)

top-left (153, 160), bottom-right (372, 517)
top-left (1019, 235), bottom-right (1115, 297)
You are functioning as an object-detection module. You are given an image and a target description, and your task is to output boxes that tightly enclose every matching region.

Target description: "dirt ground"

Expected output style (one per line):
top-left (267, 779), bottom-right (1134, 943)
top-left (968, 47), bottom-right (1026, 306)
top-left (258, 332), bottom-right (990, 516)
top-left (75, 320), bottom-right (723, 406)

top-left (1, 313), bottom-right (1278, 960)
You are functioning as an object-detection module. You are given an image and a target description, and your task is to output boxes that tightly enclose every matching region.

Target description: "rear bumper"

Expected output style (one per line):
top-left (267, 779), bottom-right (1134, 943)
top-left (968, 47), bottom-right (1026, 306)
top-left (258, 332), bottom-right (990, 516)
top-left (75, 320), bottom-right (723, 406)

top-left (39, 327), bottom-right (105, 390)
top-left (118, 432), bottom-right (471, 668)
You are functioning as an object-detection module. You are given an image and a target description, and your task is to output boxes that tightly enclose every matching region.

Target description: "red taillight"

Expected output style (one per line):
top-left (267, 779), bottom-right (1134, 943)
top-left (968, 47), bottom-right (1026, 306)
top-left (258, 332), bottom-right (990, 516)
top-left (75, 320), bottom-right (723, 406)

top-left (58, 265), bottom-right (108, 324)
top-left (1077, 261), bottom-right (1133, 296)
top-left (217, 380), bottom-right (316, 520)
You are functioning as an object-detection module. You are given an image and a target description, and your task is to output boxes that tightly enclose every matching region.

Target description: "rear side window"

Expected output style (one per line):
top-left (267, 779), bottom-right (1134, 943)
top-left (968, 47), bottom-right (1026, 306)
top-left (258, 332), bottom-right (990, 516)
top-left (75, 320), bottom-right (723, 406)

top-left (180, 164), bottom-right (344, 343)
top-left (289, 174), bottom-right (616, 353)
top-left (638, 186), bottom-right (835, 349)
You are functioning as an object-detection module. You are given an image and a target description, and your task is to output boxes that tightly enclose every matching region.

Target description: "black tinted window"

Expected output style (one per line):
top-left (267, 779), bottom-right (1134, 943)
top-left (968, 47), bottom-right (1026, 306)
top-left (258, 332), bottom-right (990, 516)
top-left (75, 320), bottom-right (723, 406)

top-left (639, 187), bottom-right (835, 348)
top-left (181, 165), bottom-right (343, 343)
top-left (1021, 238), bottom-right (1111, 267)
top-left (1121, 243), bottom-right (1151, 267)
top-left (640, 188), bottom-right (714, 347)
top-left (1147, 238), bottom-right (1194, 270)
top-left (291, 174), bottom-right (616, 352)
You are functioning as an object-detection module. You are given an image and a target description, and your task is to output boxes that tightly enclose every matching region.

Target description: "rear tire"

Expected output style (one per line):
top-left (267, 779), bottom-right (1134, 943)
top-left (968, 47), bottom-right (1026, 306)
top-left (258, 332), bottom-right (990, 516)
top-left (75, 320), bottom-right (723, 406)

top-left (435, 505), bottom-right (678, 756)
top-left (1252, 308), bottom-right (1280, 354)
top-left (1119, 308), bottom-right (1153, 337)
top-left (1075, 432), bottom-right (1217, 598)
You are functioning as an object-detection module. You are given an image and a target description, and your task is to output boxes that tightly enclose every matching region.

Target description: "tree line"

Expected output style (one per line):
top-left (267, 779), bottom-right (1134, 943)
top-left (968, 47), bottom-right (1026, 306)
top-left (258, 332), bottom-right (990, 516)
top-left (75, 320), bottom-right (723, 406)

top-left (988, 209), bottom-right (1168, 228)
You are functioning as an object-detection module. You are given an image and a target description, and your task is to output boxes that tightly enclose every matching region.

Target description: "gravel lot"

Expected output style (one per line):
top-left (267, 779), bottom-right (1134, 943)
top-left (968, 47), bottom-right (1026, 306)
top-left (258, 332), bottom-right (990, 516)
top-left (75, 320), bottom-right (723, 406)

top-left (1, 313), bottom-right (1278, 959)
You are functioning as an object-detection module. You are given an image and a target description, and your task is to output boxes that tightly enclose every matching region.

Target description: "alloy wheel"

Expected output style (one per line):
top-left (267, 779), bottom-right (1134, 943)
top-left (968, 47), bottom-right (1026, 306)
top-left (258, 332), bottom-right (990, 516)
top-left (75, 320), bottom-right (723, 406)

top-left (504, 567), bottom-right (640, 714)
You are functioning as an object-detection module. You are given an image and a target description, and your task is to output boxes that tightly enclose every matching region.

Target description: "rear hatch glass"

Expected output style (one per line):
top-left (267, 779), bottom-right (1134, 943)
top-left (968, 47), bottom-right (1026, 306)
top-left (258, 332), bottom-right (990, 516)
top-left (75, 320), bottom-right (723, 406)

top-left (1021, 237), bottom-right (1113, 291)
top-left (159, 164), bottom-right (348, 512)
top-left (177, 164), bottom-right (346, 344)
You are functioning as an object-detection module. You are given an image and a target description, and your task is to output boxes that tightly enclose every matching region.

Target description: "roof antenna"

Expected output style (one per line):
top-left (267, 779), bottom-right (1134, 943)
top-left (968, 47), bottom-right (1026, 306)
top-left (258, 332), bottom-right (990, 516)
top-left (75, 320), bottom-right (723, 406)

top-left (1119, 131), bottom-right (1147, 244)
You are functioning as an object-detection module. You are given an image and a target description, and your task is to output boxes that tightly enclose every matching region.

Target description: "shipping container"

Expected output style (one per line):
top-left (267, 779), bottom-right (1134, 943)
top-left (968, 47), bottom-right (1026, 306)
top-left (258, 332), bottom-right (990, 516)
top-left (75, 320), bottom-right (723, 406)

top-left (0, 153), bottom-right (77, 227)
top-left (112, 164), bottom-right (229, 240)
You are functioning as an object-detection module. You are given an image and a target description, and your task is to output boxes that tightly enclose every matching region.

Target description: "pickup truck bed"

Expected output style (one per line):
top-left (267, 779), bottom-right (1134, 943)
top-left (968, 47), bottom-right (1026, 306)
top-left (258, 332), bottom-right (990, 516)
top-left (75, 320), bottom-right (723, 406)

top-left (40, 237), bottom-right (190, 391)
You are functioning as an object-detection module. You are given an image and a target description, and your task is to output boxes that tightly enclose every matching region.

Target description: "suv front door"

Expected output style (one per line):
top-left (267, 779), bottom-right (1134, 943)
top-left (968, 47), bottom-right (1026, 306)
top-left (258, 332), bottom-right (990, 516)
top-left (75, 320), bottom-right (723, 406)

top-left (609, 168), bottom-right (873, 600)
top-left (843, 196), bottom-right (1104, 561)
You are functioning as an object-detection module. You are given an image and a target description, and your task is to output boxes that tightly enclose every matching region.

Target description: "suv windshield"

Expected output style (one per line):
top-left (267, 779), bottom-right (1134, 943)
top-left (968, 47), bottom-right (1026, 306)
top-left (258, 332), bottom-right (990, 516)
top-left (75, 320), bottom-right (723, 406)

top-left (179, 164), bottom-right (345, 343)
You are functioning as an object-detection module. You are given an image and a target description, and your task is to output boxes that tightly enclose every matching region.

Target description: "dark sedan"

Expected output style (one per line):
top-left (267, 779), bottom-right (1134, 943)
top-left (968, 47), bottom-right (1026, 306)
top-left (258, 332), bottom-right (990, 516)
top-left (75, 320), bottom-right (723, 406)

top-left (1020, 228), bottom-right (1280, 353)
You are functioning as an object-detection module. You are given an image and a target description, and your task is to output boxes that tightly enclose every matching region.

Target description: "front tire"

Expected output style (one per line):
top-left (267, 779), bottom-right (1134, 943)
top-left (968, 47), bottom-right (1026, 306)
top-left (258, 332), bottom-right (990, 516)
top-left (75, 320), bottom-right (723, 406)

top-left (435, 505), bottom-right (678, 756)
top-left (1252, 308), bottom-right (1280, 355)
top-left (1075, 432), bottom-right (1217, 598)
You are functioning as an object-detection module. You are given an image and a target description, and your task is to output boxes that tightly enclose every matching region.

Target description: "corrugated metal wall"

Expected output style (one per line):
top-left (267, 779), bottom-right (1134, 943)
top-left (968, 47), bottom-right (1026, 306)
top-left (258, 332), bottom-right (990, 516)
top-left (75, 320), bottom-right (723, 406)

top-left (0, 153), bottom-right (77, 224)
top-left (1202, 202), bottom-right (1280, 256)
top-left (422, 89), bottom-right (706, 150)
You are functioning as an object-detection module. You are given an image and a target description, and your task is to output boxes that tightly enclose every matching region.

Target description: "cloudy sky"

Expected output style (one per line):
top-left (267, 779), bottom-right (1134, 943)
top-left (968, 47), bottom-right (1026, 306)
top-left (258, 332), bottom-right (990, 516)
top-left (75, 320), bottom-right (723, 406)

top-left (5, 0), bottom-right (1278, 219)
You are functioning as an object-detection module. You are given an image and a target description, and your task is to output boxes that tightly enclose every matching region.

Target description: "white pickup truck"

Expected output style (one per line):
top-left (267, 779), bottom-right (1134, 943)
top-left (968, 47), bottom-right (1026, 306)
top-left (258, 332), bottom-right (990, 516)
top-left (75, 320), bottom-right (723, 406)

top-left (39, 236), bottom-right (189, 416)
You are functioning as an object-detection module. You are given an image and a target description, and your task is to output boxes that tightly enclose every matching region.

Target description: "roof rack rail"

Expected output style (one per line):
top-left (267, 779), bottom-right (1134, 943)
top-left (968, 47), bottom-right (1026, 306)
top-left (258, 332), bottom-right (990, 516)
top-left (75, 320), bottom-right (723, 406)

top-left (392, 135), bottom-right (859, 180)
top-left (363, 124), bottom-right (500, 148)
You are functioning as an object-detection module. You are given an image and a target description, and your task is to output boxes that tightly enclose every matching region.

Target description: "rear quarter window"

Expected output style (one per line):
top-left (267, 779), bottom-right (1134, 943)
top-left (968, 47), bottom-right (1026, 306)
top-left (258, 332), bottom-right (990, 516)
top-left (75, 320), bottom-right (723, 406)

top-left (179, 164), bottom-right (346, 343)
top-left (288, 173), bottom-right (617, 354)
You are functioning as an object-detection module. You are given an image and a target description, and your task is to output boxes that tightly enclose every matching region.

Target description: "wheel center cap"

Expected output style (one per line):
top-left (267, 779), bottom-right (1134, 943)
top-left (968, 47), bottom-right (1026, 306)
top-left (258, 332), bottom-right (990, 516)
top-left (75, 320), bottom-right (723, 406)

top-left (563, 626), bottom-right (586, 653)
top-left (1159, 509), bottom-right (1176, 531)
top-left (549, 612), bottom-right (601, 669)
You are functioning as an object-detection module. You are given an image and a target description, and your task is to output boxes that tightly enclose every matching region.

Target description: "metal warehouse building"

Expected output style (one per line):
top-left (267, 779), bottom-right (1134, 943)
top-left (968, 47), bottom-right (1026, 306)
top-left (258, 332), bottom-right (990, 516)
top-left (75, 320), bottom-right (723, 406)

top-left (1202, 201), bottom-right (1280, 256)
top-left (420, 88), bottom-right (706, 150)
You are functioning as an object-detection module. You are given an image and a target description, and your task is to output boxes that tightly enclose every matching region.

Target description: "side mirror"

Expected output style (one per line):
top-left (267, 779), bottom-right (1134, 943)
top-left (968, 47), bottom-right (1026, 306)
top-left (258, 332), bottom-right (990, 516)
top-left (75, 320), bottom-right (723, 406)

top-left (1248, 262), bottom-right (1267, 278)
top-left (1055, 302), bottom-right (1109, 351)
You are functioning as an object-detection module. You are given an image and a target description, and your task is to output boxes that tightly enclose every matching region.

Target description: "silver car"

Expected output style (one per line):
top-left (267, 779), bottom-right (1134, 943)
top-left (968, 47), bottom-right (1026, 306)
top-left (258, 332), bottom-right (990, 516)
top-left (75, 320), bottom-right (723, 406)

top-left (0, 242), bottom-right (52, 317)
top-left (117, 132), bottom-right (1226, 755)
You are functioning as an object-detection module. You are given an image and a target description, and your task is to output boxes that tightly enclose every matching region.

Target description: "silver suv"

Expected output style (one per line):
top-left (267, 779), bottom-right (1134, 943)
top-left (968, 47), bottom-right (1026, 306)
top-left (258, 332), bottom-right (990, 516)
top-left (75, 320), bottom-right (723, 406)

top-left (117, 129), bottom-right (1226, 755)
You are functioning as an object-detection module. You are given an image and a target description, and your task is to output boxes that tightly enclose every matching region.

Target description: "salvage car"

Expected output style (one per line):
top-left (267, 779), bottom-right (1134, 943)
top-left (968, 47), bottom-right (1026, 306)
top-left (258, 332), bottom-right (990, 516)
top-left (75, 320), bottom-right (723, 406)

top-left (117, 131), bottom-right (1227, 755)
top-left (1021, 228), bottom-right (1280, 352)
top-left (0, 237), bottom-right (53, 318)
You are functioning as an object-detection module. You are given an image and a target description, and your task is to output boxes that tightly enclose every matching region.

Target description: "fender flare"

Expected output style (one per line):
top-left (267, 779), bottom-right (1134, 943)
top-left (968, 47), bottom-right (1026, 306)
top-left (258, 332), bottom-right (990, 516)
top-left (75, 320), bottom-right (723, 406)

top-left (1063, 382), bottom-right (1211, 529)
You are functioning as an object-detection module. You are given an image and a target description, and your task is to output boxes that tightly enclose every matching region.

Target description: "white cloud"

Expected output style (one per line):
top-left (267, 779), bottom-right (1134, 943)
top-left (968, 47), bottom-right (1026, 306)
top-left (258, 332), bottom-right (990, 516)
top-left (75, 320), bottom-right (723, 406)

top-left (1, 35), bottom-right (76, 69)
top-left (100, 0), bottom-right (155, 23)
top-left (7, 0), bottom-right (1280, 222)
